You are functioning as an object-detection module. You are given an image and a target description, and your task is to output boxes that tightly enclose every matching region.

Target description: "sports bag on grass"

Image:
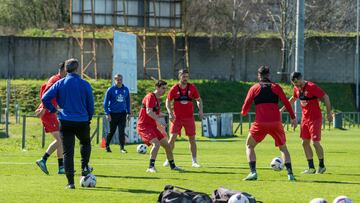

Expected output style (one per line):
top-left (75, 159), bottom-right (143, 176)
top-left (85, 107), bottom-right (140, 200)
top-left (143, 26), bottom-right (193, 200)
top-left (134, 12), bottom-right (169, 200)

top-left (211, 187), bottom-right (259, 203)
top-left (157, 185), bottom-right (212, 203)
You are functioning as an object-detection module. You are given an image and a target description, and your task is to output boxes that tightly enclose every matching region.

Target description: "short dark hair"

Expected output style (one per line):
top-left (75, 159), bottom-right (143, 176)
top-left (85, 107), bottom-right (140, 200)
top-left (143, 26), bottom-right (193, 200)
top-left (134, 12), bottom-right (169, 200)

top-left (65, 58), bottom-right (79, 73)
top-left (155, 80), bottom-right (167, 88)
top-left (258, 65), bottom-right (270, 77)
top-left (290, 72), bottom-right (302, 81)
top-left (58, 61), bottom-right (65, 71)
top-left (178, 69), bottom-right (189, 77)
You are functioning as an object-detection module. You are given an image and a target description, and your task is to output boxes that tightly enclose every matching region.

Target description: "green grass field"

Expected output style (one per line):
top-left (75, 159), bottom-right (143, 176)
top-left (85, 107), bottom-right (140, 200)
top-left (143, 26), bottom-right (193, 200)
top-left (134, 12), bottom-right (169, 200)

top-left (0, 118), bottom-right (359, 203)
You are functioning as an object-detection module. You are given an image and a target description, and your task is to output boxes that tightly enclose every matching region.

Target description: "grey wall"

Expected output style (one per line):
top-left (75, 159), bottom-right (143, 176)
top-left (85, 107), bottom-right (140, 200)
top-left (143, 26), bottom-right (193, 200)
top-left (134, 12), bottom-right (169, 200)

top-left (0, 36), bottom-right (356, 83)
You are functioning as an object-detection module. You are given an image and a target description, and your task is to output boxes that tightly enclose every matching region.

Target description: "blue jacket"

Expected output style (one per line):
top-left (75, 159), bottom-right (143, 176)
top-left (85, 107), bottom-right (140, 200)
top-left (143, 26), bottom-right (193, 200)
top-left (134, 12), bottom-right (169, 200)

top-left (103, 84), bottom-right (130, 115)
top-left (42, 73), bottom-right (94, 122)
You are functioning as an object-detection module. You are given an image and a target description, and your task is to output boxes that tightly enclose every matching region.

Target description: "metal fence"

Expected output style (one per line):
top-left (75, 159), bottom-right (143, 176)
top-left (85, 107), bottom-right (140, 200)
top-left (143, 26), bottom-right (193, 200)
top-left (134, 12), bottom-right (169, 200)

top-left (19, 112), bottom-right (360, 149)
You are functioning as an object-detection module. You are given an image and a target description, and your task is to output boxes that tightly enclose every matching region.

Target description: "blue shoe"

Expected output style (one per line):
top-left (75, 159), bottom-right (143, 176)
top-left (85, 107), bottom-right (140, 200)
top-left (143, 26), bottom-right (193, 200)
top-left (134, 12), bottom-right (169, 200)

top-left (36, 159), bottom-right (49, 175)
top-left (288, 174), bottom-right (296, 181)
top-left (316, 167), bottom-right (326, 174)
top-left (243, 172), bottom-right (258, 181)
top-left (81, 165), bottom-right (94, 176)
top-left (65, 184), bottom-right (75, 189)
top-left (58, 166), bottom-right (65, 174)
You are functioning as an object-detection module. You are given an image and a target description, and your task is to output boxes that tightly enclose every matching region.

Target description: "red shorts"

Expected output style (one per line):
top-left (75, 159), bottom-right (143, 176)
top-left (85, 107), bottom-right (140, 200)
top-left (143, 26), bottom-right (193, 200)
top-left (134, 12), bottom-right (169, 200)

top-left (41, 112), bottom-right (59, 133)
top-left (170, 117), bottom-right (196, 136)
top-left (300, 119), bottom-right (322, 141)
top-left (137, 125), bottom-right (166, 146)
top-left (250, 122), bottom-right (286, 147)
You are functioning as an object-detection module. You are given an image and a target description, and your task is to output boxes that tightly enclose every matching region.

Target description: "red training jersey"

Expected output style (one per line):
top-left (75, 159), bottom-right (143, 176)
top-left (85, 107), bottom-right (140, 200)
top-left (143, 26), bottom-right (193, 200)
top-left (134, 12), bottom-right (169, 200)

top-left (242, 82), bottom-right (295, 122)
top-left (167, 83), bottom-right (200, 119)
top-left (36, 74), bottom-right (62, 111)
top-left (292, 81), bottom-right (325, 120)
top-left (137, 93), bottom-right (161, 128)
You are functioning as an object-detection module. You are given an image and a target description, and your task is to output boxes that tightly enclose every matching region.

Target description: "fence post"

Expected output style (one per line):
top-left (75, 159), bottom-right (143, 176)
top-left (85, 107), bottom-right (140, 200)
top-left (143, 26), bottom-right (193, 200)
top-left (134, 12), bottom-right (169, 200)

top-left (41, 127), bottom-right (45, 148)
top-left (286, 113), bottom-right (289, 131)
top-left (96, 116), bottom-right (100, 144)
top-left (248, 114), bottom-right (251, 130)
top-left (240, 115), bottom-right (243, 135)
top-left (0, 97), bottom-right (2, 123)
top-left (22, 115), bottom-right (26, 149)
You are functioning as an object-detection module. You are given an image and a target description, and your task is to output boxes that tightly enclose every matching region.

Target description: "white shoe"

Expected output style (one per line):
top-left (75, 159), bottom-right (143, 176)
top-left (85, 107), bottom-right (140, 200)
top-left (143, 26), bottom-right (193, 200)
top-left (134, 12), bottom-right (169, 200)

top-left (163, 160), bottom-right (169, 167)
top-left (146, 167), bottom-right (157, 173)
top-left (192, 162), bottom-right (201, 168)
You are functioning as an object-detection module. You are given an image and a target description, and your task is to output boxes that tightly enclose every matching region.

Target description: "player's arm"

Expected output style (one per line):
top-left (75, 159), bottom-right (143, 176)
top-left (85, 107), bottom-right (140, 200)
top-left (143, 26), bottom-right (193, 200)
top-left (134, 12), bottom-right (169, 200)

top-left (146, 108), bottom-right (165, 127)
top-left (241, 87), bottom-right (255, 116)
top-left (166, 89), bottom-right (175, 122)
top-left (41, 82), bottom-right (59, 113)
top-left (280, 96), bottom-right (297, 113)
top-left (320, 94), bottom-right (332, 122)
top-left (195, 97), bottom-right (204, 120)
top-left (86, 82), bottom-right (95, 121)
top-left (276, 86), bottom-right (297, 129)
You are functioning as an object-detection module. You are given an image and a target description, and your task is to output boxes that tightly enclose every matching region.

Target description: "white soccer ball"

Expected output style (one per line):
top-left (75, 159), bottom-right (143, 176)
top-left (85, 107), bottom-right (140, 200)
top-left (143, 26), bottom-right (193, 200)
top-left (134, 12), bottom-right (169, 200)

top-left (310, 198), bottom-right (327, 203)
top-left (270, 157), bottom-right (284, 171)
top-left (228, 193), bottom-right (249, 203)
top-left (137, 144), bottom-right (147, 154)
top-left (80, 174), bottom-right (96, 187)
top-left (333, 196), bottom-right (352, 203)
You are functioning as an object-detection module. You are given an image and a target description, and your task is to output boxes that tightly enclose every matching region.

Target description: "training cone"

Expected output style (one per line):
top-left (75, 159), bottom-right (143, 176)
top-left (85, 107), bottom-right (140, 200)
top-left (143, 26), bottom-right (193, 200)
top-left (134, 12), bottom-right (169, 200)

top-left (100, 137), bottom-right (106, 148)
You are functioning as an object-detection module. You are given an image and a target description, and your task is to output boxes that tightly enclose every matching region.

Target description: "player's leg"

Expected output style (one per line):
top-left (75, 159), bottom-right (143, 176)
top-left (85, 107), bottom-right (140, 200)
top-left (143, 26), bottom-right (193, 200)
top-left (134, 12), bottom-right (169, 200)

top-left (310, 119), bottom-right (326, 174)
top-left (279, 144), bottom-right (295, 181)
top-left (301, 121), bottom-right (316, 174)
top-left (184, 118), bottom-right (199, 167)
top-left (60, 121), bottom-right (76, 189)
top-left (164, 121), bottom-right (179, 166)
top-left (160, 137), bottom-right (181, 171)
top-left (75, 122), bottom-right (92, 176)
top-left (146, 138), bottom-right (161, 173)
top-left (106, 115), bottom-right (118, 152)
top-left (243, 134), bottom-right (258, 180)
top-left (50, 131), bottom-right (65, 174)
top-left (118, 113), bottom-right (127, 153)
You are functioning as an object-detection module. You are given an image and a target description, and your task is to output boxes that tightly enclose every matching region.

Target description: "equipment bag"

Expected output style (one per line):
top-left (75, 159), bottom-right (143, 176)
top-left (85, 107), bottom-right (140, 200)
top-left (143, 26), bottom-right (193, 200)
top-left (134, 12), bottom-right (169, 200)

top-left (211, 187), bottom-right (259, 203)
top-left (158, 185), bottom-right (212, 203)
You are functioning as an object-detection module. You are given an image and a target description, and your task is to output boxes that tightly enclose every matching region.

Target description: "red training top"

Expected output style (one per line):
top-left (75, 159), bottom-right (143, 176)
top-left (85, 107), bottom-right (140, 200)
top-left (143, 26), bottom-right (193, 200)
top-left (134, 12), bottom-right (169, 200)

top-left (292, 81), bottom-right (325, 120)
top-left (137, 93), bottom-right (161, 128)
top-left (242, 82), bottom-right (295, 122)
top-left (36, 74), bottom-right (62, 112)
top-left (167, 83), bottom-right (200, 119)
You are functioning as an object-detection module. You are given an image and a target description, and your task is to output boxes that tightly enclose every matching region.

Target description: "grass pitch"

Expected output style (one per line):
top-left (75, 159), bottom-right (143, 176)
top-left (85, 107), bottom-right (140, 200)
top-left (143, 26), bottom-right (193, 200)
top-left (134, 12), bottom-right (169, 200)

top-left (0, 118), bottom-right (359, 203)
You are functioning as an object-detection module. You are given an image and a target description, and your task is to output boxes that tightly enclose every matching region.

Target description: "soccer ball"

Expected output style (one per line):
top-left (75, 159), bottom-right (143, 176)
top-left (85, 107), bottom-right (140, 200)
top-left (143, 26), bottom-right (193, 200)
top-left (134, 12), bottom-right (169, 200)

top-left (80, 174), bottom-right (96, 187)
top-left (333, 196), bottom-right (352, 203)
top-left (270, 157), bottom-right (284, 171)
top-left (137, 144), bottom-right (147, 154)
top-left (310, 198), bottom-right (327, 203)
top-left (228, 193), bottom-right (249, 203)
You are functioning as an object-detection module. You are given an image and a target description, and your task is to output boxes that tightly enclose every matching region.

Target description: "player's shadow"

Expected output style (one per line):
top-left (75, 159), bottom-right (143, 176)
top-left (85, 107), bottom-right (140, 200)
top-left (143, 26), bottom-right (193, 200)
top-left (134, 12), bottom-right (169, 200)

top-left (197, 139), bottom-right (238, 143)
top-left (298, 180), bottom-right (360, 185)
top-left (207, 166), bottom-right (249, 170)
top-left (179, 170), bottom-right (238, 175)
top-left (86, 186), bottom-right (160, 194)
top-left (96, 174), bottom-right (182, 180)
top-left (0, 132), bottom-right (8, 138)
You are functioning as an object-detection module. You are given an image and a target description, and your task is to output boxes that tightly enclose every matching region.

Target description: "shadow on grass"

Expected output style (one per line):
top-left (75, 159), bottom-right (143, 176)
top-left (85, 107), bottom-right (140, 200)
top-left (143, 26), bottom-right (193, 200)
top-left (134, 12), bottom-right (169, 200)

top-left (207, 166), bottom-right (249, 170)
top-left (179, 170), bottom-right (238, 175)
top-left (96, 174), bottom-right (183, 180)
top-left (0, 131), bottom-right (8, 138)
top-left (298, 180), bottom-right (360, 185)
top-left (197, 139), bottom-right (238, 143)
top-left (337, 173), bottom-right (360, 177)
top-left (85, 186), bottom-right (160, 194)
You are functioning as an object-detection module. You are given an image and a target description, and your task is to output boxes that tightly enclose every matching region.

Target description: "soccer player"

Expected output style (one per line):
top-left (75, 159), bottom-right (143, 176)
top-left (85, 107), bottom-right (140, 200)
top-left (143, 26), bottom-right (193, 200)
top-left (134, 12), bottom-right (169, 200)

top-left (282, 72), bottom-right (332, 174)
top-left (103, 74), bottom-right (131, 153)
top-left (241, 66), bottom-right (297, 181)
top-left (42, 58), bottom-right (94, 189)
top-left (137, 80), bottom-right (181, 173)
top-left (164, 69), bottom-right (204, 168)
top-left (35, 62), bottom-right (66, 175)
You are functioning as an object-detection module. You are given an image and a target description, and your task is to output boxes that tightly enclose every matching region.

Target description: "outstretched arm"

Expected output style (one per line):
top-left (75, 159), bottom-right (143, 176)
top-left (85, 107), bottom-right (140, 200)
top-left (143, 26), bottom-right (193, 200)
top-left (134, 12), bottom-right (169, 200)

top-left (320, 94), bottom-right (332, 122)
top-left (280, 96), bottom-right (297, 113)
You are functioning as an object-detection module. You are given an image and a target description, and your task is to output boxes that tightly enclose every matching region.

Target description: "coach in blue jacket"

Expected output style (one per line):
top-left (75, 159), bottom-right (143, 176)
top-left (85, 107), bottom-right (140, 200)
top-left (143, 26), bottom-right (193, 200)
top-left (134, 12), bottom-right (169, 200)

top-left (42, 58), bottom-right (94, 189)
top-left (103, 73), bottom-right (131, 153)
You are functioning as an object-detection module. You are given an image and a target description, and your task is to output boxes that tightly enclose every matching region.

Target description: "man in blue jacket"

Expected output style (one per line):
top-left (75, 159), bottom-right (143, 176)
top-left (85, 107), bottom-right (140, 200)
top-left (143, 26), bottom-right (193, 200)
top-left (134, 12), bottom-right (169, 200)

top-left (103, 74), bottom-right (131, 153)
top-left (42, 58), bottom-right (94, 189)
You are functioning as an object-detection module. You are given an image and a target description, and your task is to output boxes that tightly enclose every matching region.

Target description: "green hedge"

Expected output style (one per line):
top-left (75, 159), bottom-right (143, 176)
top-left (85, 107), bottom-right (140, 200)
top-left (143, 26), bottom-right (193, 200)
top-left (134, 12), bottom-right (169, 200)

top-left (0, 79), bottom-right (355, 116)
